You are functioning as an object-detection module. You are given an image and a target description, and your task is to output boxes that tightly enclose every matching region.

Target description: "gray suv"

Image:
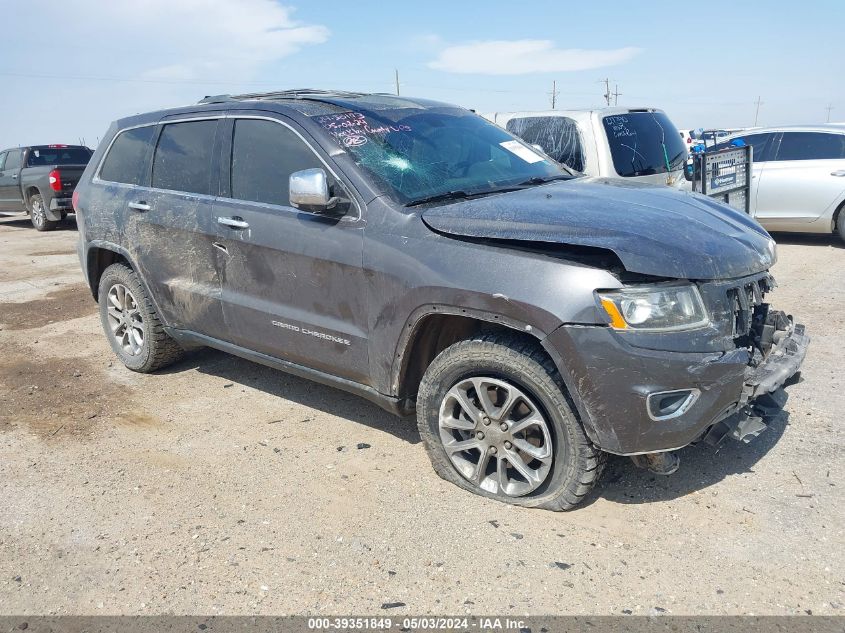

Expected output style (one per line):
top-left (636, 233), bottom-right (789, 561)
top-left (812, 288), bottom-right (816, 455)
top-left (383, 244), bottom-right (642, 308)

top-left (74, 90), bottom-right (808, 510)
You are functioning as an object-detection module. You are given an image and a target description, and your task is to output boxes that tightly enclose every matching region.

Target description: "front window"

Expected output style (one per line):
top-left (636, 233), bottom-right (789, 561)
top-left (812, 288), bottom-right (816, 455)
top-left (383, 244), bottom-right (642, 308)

top-left (311, 106), bottom-right (570, 204)
top-left (602, 112), bottom-right (687, 177)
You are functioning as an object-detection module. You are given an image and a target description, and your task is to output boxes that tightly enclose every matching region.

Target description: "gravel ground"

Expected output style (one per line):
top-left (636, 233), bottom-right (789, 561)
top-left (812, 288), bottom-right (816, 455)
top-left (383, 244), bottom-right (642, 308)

top-left (0, 213), bottom-right (842, 616)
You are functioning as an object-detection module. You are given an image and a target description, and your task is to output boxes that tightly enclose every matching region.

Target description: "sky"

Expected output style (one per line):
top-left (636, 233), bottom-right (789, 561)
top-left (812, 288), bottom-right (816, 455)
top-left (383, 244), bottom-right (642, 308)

top-left (1, 0), bottom-right (843, 148)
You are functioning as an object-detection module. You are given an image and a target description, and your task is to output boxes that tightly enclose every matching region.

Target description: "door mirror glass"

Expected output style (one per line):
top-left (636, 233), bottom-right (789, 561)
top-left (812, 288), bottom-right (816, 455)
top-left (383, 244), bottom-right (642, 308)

top-left (289, 168), bottom-right (345, 215)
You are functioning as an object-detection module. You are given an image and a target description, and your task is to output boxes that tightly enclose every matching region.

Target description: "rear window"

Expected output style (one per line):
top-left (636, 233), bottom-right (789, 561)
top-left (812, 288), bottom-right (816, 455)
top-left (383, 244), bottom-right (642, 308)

top-left (99, 126), bottom-right (156, 185)
top-left (505, 116), bottom-right (585, 172)
top-left (151, 120), bottom-right (217, 195)
top-left (602, 112), bottom-right (687, 177)
top-left (26, 146), bottom-right (91, 167)
top-left (775, 132), bottom-right (845, 161)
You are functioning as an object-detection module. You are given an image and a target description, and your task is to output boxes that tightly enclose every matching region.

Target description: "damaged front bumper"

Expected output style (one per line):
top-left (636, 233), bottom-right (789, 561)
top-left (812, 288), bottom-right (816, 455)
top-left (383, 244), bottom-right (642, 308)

top-left (545, 309), bottom-right (809, 456)
top-left (701, 315), bottom-right (809, 446)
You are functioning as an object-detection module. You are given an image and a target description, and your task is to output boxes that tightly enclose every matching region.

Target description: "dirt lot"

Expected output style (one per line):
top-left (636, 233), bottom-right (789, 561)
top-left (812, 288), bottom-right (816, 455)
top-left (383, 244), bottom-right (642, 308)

top-left (0, 212), bottom-right (842, 616)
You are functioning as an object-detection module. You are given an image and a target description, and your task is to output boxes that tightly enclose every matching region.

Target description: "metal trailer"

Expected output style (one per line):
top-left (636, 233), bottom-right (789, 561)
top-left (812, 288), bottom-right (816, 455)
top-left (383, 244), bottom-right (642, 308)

top-left (691, 145), bottom-right (752, 215)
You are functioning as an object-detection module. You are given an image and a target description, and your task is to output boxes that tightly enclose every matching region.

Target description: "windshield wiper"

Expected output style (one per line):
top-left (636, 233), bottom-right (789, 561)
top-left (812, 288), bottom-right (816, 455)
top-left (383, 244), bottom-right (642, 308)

top-left (406, 190), bottom-right (474, 207)
top-left (517, 174), bottom-right (574, 186)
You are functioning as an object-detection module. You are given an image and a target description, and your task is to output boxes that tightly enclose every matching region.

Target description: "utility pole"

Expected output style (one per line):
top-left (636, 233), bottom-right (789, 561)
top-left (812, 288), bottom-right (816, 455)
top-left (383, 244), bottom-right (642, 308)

top-left (394, 69), bottom-right (400, 96)
top-left (826, 103), bottom-right (834, 123)
top-left (549, 80), bottom-right (559, 109)
top-left (753, 96), bottom-right (763, 126)
top-left (612, 84), bottom-right (622, 106)
top-left (601, 78), bottom-right (611, 106)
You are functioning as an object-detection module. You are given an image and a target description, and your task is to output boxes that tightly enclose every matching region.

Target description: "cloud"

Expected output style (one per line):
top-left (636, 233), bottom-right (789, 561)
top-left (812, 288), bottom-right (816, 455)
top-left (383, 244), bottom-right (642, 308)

top-left (0, 1), bottom-right (330, 145)
top-left (102, 0), bottom-right (330, 82)
top-left (428, 40), bottom-right (641, 75)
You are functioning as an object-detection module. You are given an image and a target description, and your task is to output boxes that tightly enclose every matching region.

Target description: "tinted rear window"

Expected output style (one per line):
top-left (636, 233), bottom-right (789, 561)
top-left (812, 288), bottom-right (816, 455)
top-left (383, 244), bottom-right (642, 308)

top-left (505, 116), bottom-right (585, 172)
top-left (152, 120), bottom-right (217, 195)
top-left (602, 112), bottom-right (687, 177)
top-left (99, 127), bottom-right (156, 185)
top-left (27, 147), bottom-right (91, 167)
top-left (775, 132), bottom-right (845, 161)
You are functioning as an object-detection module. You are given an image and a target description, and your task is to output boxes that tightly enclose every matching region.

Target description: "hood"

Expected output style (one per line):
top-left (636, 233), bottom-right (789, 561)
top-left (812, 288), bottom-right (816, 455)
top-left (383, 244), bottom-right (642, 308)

top-left (421, 178), bottom-right (775, 280)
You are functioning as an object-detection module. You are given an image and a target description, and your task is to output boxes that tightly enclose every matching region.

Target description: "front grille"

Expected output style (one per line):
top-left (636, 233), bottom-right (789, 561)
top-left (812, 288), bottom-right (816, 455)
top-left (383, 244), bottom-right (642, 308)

top-left (725, 275), bottom-right (774, 338)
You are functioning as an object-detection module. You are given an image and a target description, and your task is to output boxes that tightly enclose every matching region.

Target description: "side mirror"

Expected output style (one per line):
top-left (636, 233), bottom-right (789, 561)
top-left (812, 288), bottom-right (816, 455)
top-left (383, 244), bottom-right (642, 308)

top-left (289, 168), bottom-right (346, 215)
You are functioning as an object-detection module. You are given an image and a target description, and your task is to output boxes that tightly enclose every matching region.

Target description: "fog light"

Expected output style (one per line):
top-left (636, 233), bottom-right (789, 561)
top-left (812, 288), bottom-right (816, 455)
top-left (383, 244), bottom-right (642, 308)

top-left (647, 389), bottom-right (700, 421)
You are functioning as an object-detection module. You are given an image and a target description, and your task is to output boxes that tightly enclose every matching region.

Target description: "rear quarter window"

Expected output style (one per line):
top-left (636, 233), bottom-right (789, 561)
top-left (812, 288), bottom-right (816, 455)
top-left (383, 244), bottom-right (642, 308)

top-left (505, 116), bottom-right (586, 172)
top-left (775, 132), bottom-right (845, 161)
top-left (99, 127), bottom-right (157, 185)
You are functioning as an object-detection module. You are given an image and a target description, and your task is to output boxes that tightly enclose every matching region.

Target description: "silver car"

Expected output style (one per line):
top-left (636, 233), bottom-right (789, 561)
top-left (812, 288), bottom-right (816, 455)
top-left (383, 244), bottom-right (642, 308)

top-left (715, 125), bottom-right (845, 241)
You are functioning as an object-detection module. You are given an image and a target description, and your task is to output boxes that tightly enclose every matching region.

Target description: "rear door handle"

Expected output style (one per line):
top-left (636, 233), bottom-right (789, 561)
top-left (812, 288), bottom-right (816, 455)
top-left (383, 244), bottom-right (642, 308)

top-left (217, 216), bottom-right (249, 229)
top-left (831, 170), bottom-right (845, 177)
top-left (11, 174), bottom-right (17, 179)
top-left (128, 201), bottom-right (150, 212)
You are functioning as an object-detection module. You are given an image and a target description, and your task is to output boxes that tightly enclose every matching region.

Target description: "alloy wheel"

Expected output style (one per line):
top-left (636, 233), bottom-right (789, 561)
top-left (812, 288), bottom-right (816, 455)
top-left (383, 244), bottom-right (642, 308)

top-left (106, 284), bottom-right (145, 356)
top-left (438, 376), bottom-right (553, 496)
top-left (31, 198), bottom-right (44, 228)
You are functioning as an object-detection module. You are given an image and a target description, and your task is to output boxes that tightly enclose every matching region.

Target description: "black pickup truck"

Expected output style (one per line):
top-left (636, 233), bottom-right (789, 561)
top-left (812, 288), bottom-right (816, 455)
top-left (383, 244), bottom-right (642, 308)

top-left (0, 144), bottom-right (92, 231)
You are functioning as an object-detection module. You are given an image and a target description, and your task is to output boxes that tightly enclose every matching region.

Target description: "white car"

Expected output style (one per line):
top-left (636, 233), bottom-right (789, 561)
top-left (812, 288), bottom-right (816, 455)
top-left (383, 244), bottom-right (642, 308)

top-left (713, 125), bottom-right (845, 241)
top-left (482, 107), bottom-right (688, 188)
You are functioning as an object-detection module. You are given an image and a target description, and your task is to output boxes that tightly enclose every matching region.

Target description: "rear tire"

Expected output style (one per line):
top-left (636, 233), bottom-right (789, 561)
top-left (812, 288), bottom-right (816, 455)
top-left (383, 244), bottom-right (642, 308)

top-left (97, 263), bottom-right (184, 373)
top-left (837, 207), bottom-right (845, 243)
top-left (416, 333), bottom-right (605, 511)
top-left (29, 194), bottom-right (58, 232)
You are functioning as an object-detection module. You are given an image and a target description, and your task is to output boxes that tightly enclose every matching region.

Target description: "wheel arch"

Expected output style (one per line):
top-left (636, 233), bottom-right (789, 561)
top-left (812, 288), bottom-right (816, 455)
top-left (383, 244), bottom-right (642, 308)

top-left (392, 306), bottom-right (600, 446)
top-left (834, 197), bottom-right (845, 233)
top-left (24, 186), bottom-right (42, 210)
top-left (84, 242), bottom-right (166, 325)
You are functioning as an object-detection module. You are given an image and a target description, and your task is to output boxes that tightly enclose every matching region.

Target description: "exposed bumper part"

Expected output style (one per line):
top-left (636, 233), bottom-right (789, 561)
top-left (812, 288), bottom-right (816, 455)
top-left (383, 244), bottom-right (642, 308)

top-left (702, 319), bottom-right (809, 446)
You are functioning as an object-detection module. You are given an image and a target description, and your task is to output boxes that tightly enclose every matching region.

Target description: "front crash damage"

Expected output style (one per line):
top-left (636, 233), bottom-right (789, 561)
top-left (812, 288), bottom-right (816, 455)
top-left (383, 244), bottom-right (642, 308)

top-left (632, 308), bottom-right (809, 476)
top-left (701, 309), bottom-right (809, 446)
top-left (544, 277), bottom-right (809, 475)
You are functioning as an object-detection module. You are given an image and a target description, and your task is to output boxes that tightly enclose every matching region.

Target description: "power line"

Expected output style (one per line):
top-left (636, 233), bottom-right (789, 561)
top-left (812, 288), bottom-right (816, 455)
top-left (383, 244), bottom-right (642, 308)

top-left (754, 96), bottom-right (764, 126)
top-left (612, 84), bottom-right (622, 106)
top-left (601, 78), bottom-right (611, 106)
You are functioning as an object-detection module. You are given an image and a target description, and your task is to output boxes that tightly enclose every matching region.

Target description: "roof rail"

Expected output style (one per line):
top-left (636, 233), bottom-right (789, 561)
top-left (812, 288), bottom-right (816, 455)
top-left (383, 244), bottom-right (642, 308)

top-left (197, 89), bottom-right (375, 105)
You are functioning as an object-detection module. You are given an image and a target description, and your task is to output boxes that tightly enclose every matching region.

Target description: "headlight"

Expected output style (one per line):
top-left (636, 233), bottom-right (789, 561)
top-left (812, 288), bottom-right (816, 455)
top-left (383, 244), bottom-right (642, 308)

top-left (597, 285), bottom-right (709, 331)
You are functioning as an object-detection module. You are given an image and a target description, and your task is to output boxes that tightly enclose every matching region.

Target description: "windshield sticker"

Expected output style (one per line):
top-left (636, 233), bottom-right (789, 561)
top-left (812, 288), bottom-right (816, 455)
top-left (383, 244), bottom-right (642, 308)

top-left (499, 140), bottom-right (545, 164)
top-left (316, 112), bottom-right (411, 148)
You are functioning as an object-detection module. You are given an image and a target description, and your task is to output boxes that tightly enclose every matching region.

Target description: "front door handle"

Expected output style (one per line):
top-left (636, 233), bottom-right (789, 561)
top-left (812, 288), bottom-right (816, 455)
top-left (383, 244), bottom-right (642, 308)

top-left (217, 216), bottom-right (249, 229)
top-left (128, 201), bottom-right (150, 212)
top-left (831, 170), bottom-right (845, 177)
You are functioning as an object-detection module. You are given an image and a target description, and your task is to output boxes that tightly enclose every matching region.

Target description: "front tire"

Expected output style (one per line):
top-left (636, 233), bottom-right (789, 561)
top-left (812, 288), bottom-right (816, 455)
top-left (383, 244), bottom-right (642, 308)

top-left (837, 208), bottom-right (845, 243)
top-left (416, 333), bottom-right (605, 510)
top-left (29, 194), bottom-right (58, 232)
top-left (98, 263), bottom-right (184, 373)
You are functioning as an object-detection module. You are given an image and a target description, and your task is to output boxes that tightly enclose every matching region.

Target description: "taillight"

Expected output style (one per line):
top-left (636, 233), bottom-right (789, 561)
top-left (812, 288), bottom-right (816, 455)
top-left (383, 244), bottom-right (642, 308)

top-left (48, 169), bottom-right (62, 192)
top-left (72, 190), bottom-right (80, 212)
